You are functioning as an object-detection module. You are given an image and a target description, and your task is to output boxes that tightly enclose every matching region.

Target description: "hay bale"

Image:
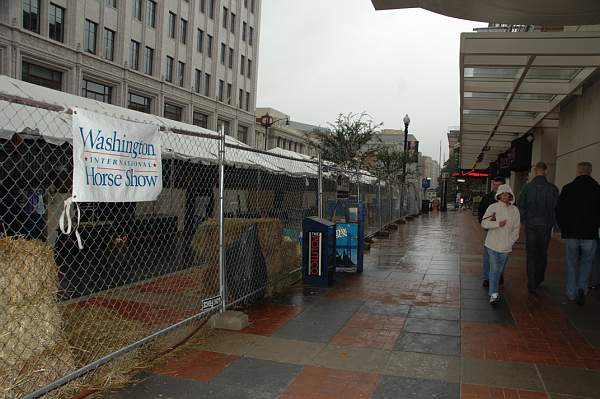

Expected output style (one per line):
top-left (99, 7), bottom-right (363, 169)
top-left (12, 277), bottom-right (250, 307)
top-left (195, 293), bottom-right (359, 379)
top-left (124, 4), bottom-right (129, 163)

top-left (193, 218), bottom-right (284, 278)
top-left (0, 236), bottom-right (58, 305)
top-left (62, 304), bottom-right (155, 390)
top-left (1, 345), bottom-right (76, 399)
top-left (0, 302), bottom-right (64, 369)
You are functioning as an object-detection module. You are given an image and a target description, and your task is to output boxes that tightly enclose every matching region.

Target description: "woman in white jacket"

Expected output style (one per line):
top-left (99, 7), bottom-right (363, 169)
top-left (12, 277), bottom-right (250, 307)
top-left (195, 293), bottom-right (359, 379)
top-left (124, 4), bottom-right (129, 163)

top-left (481, 184), bottom-right (521, 304)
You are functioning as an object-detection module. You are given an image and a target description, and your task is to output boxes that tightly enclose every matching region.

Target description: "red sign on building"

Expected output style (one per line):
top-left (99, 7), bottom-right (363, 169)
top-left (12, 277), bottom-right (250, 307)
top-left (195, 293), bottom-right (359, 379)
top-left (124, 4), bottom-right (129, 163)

top-left (309, 232), bottom-right (322, 276)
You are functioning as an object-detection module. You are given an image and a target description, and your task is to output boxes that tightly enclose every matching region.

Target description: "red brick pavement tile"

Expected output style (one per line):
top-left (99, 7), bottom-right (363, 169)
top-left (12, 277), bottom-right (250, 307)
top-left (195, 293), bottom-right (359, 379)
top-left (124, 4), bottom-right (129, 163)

top-left (240, 304), bottom-right (303, 336)
top-left (331, 313), bottom-right (405, 350)
top-left (461, 384), bottom-right (548, 399)
top-left (280, 366), bottom-right (381, 399)
top-left (154, 350), bottom-right (239, 382)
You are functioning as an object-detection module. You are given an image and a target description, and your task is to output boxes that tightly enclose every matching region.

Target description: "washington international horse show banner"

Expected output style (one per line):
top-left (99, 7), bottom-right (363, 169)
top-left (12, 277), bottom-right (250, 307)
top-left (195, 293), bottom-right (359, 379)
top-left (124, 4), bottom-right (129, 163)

top-left (72, 108), bottom-right (162, 202)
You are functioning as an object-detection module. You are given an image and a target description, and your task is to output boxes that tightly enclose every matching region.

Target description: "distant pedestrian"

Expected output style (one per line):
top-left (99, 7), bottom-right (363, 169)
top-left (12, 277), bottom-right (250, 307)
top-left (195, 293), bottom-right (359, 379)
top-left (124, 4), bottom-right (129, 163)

top-left (556, 162), bottom-right (600, 306)
top-left (481, 184), bottom-right (521, 304)
top-left (518, 162), bottom-right (559, 294)
top-left (479, 177), bottom-right (506, 287)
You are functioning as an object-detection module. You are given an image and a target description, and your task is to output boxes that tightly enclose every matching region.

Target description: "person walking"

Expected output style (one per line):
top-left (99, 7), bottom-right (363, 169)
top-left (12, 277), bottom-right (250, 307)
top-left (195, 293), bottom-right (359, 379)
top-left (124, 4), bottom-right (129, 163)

top-left (481, 184), bottom-right (521, 304)
top-left (518, 162), bottom-right (559, 294)
top-left (556, 162), bottom-right (600, 306)
top-left (479, 177), bottom-right (506, 287)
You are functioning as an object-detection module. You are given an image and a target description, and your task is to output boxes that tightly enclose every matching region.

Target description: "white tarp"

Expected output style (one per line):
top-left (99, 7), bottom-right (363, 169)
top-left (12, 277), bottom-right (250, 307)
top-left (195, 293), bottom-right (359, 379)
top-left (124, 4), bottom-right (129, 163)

top-left (72, 108), bottom-right (162, 202)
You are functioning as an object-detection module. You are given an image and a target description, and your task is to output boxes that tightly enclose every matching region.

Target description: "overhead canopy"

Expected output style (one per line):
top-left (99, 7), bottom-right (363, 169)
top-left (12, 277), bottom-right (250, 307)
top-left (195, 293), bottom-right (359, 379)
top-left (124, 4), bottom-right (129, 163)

top-left (458, 30), bottom-right (600, 170)
top-left (371, 0), bottom-right (600, 25)
top-left (0, 75), bottom-right (319, 178)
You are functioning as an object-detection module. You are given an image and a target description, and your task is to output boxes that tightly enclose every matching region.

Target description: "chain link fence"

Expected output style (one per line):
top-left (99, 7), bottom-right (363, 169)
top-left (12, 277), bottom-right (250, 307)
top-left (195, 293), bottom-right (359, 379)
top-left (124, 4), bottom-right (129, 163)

top-left (0, 81), bottom-right (408, 398)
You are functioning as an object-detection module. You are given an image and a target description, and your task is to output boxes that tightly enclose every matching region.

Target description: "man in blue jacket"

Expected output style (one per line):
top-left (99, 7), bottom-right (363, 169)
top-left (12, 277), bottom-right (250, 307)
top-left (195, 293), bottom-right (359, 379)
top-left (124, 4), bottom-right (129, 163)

top-left (557, 162), bottom-right (600, 306)
top-left (518, 162), bottom-right (559, 294)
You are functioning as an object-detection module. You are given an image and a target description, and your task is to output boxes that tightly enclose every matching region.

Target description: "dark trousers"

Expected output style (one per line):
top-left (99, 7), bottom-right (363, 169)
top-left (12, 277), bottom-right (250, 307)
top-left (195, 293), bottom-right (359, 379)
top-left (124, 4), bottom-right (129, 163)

top-left (525, 225), bottom-right (552, 290)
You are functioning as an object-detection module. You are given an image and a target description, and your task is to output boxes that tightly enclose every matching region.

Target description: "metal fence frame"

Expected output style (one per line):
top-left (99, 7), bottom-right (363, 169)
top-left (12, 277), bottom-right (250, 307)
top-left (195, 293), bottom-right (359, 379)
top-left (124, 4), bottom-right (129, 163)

top-left (0, 93), bottom-right (408, 399)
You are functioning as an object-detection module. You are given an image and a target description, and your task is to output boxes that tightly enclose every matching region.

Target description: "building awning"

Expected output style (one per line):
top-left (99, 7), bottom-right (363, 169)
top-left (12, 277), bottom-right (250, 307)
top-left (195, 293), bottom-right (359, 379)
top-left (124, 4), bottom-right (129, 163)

top-left (458, 30), bottom-right (600, 171)
top-left (371, 0), bottom-right (600, 25)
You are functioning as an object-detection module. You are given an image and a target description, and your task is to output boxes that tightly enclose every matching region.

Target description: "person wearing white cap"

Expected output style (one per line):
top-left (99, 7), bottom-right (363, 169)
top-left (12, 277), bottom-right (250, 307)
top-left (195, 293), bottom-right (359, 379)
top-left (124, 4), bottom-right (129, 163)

top-left (480, 184), bottom-right (521, 304)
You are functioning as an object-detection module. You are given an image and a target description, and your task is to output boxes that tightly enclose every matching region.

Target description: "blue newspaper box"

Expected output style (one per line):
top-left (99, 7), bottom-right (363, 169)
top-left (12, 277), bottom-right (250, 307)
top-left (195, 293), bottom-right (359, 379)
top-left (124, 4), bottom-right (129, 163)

top-left (327, 199), bottom-right (365, 273)
top-left (302, 217), bottom-right (336, 286)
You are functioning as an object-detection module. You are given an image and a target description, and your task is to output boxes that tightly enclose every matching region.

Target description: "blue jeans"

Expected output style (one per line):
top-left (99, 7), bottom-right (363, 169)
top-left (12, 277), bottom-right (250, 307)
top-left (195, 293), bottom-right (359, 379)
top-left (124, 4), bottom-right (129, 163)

top-left (486, 247), bottom-right (509, 296)
top-left (565, 239), bottom-right (598, 299)
top-left (482, 248), bottom-right (490, 281)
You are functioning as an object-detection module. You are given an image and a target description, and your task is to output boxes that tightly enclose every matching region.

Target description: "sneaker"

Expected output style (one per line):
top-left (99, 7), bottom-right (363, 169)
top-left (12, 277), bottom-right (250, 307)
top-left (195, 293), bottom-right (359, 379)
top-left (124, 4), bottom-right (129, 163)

top-left (576, 288), bottom-right (586, 306)
top-left (482, 280), bottom-right (489, 288)
top-left (489, 293), bottom-right (500, 304)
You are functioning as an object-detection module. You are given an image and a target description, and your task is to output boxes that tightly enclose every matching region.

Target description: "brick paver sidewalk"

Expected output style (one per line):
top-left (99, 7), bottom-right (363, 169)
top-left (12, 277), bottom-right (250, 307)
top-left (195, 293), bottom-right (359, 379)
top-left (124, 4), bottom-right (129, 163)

top-left (95, 211), bottom-right (600, 399)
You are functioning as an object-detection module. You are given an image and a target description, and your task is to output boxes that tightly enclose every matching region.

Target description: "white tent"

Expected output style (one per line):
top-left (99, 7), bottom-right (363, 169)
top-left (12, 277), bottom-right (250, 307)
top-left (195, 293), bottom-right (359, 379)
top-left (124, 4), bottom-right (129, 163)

top-left (0, 75), bottom-right (318, 178)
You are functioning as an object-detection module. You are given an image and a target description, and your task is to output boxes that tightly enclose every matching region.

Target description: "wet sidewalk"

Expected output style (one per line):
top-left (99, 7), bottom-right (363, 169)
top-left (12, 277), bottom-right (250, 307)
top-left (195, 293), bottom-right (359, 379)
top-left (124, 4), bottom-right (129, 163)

top-left (95, 211), bottom-right (600, 399)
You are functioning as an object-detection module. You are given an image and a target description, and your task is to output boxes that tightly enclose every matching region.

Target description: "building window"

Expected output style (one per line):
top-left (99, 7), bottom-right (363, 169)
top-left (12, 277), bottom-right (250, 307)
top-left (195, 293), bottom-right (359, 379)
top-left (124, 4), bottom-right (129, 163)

top-left (228, 48), bottom-right (234, 69)
top-left (208, 0), bottom-right (214, 18)
top-left (128, 92), bottom-right (151, 113)
top-left (222, 7), bottom-right (228, 29)
top-left (193, 111), bottom-right (208, 128)
top-left (144, 46), bottom-right (154, 75)
top-left (166, 56), bottom-right (174, 82)
top-left (105, 0), bottom-right (117, 8)
top-left (245, 91), bottom-right (250, 111)
top-left (218, 79), bottom-right (224, 101)
top-left (168, 12), bottom-right (176, 38)
top-left (164, 103), bottom-right (182, 121)
top-left (251, 0), bottom-right (255, 13)
top-left (22, 0), bottom-right (40, 33)
top-left (230, 13), bottom-right (236, 33)
top-left (48, 3), bottom-right (65, 42)
top-left (133, 0), bottom-right (142, 20)
top-left (238, 88), bottom-right (244, 109)
top-left (130, 40), bottom-right (140, 70)
top-left (240, 55), bottom-right (245, 75)
top-left (217, 119), bottom-right (230, 135)
top-left (247, 59), bottom-right (252, 78)
top-left (22, 61), bottom-right (62, 91)
top-left (180, 18), bottom-right (187, 44)
top-left (195, 69), bottom-right (202, 93)
top-left (249, 27), bottom-right (254, 46)
top-left (103, 28), bottom-right (115, 61)
top-left (200, 0), bottom-right (205, 13)
top-left (244, 0), bottom-right (248, 8)
top-left (242, 22), bottom-right (247, 41)
top-left (207, 35), bottom-right (213, 57)
top-left (220, 43), bottom-right (226, 65)
top-left (147, 0), bottom-right (156, 27)
top-left (82, 79), bottom-right (112, 103)
top-left (84, 19), bottom-right (97, 54)
top-left (227, 83), bottom-right (232, 104)
top-left (237, 125), bottom-right (248, 144)
top-left (204, 73), bottom-right (211, 96)
top-left (177, 61), bottom-right (185, 87)
top-left (197, 29), bottom-right (204, 52)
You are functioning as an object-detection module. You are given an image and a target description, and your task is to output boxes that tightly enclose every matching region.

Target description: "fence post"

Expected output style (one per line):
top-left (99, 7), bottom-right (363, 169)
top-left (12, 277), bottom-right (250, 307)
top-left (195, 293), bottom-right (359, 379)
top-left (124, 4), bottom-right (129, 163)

top-left (356, 169), bottom-right (361, 202)
top-left (218, 125), bottom-right (226, 312)
top-left (318, 153), bottom-right (323, 218)
top-left (378, 180), bottom-right (383, 231)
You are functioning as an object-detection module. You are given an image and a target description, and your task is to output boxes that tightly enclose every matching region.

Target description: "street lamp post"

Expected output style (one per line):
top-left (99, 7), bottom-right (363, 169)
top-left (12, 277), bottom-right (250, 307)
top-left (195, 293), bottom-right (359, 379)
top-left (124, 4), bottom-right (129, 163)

top-left (259, 113), bottom-right (289, 151)
top-left (400, 114), bottom-right (410, 218)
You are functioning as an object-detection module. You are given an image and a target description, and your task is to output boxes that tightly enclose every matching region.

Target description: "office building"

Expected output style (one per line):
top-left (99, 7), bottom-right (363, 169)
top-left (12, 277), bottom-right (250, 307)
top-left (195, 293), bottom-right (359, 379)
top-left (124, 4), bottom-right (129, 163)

top-left (0, 0), bottom-right (261, 145)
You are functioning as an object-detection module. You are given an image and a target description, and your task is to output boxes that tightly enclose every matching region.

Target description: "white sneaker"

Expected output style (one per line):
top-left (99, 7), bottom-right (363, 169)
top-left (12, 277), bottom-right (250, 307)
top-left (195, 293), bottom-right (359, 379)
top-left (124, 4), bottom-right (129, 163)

top-left (489, 293), bottom-right (500, 304)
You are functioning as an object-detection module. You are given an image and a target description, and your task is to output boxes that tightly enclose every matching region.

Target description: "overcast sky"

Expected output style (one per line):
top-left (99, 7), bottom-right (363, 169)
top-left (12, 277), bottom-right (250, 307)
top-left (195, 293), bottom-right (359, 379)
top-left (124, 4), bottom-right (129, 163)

top-left (256, 0), bottom-right (485, 163)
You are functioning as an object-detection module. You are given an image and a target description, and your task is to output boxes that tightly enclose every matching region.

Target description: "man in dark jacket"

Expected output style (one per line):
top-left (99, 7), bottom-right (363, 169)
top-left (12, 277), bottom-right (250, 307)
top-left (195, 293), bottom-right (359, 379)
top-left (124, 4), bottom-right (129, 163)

top-left (518, 162), bottom-right (559, 294)
top-left (557, 162), bottom-right (600, 305)
top-left (479, 176), bottom-right (506, 287)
